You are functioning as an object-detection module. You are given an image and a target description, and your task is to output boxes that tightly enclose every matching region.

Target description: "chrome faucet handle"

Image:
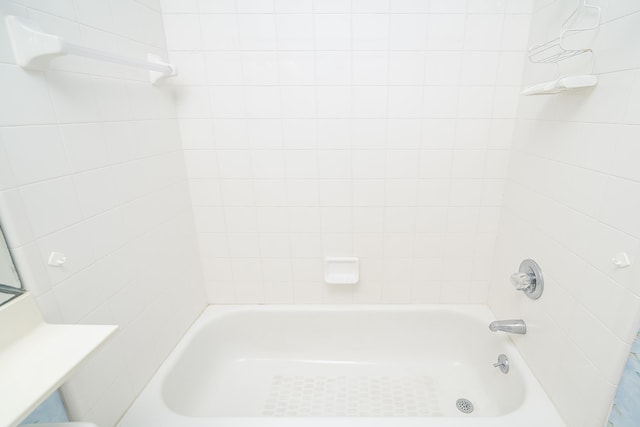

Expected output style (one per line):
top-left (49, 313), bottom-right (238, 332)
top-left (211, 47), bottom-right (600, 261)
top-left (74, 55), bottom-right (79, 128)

top-left (510, 259), bottom-right (544, 300)
top-left (493, 354), bottom-right (509, 374)
top-left (510, 272), bottom-right (533, 291)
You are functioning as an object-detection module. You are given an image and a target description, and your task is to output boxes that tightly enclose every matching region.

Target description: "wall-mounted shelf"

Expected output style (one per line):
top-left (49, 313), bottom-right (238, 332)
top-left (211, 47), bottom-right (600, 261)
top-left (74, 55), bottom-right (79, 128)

top-left (521, 74), bottom-right (598, 96)
top-left (0, 293), bottom-right (117, 427)
top-left (523, 1), bottom-right (601, 96)
top-left (325, 257), bottom-right (359, 285)
top-left (5, 15), bottom-right (177, 85)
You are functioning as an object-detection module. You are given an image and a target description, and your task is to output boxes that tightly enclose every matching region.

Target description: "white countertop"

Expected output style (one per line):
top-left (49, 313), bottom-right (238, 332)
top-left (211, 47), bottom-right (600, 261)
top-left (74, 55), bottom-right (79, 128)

top-left (0, 293), bottom-right (117, 427)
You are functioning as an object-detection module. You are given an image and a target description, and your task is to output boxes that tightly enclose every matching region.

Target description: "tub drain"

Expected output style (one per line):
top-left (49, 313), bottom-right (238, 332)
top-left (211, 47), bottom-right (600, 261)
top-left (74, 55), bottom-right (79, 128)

top-left (456, 398), bottom-right (474, 414)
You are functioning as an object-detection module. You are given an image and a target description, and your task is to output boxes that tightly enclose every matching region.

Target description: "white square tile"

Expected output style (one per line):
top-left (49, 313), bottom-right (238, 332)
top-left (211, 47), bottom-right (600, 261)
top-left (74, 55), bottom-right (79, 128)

top-left (387, 119), bottom-right (422, 149)
top-left (247, 119), bottom-right (283, 148)
top-left (320, 179), bottom-right (352, 206)
top-left (352, 150), bottom-right (385, 178)
top-left (321, 207), bottom-right (353, 232)
top-left (423, 86), bottom-right (459, 118)
top-left (244, 87), bottom-right (281, 117)
top-left (353, 179), bottom-right (385, 206)
top-left (458, 87), bottom-right (494, 118)
top-left (276, 14), bottom-right (314, 49)
top-left (238, 14), bottom-right (277, 50)
top-left (20, 178), bottom-right (83, 237)
top-left (422, 119), bottom-right (456, 149)
top-left (389, 14), bottom-right (428, 50)
top-left (314, 15), bottom-right (351, 50)
top-left (278, 52), bottom-right (316, 85)
top-left (352, 119), bottom-right (386, 149)
top-left (426, 15), bottom-right (466, 50)
top-left (242, 52), bottom-right (278, 84)
top-left (251, 150), bottom-right (285, 178)
top-left (429, 0), bottom-right (467, 13)
top-left (204, 52), bottom-right (244, 85)
top-left (315, 52), bottom-right (352, 85)
top-left (353, 52), bottom-right (389, 85)
top-left (290, 233), bottom-right (321, 257)
top-left (455, 119), bottom-right (492, 149)
top-left (73, 168), bottom-right (119, 218)
top-left (353, 86), bottom-right (388, 118)
top-left (464, 14), bottom-right (504, 50)
top-left (386, 150), bottom-right (420, 178)
top-left (197, 0), bottom-right (237, 12)
top-left (237, 0), bottom-right (274, 12)
top-left (388, 86), bottom-right (423, 118)
top-left (389, 51), bottom-right (426, 85)
top-left (286, 179), bottom-right (320, 205)
top-left (313, 0), bottom-right (350, 13)
top-left (282, 119), bottom-right (317, 149)
top-left (163, 14), bottom-right (203, 50)
top-left (318, 150), bottom-right (351, 178)
top-left (2, 126), bottom-right (69, 185)
top-left (461, 52), bottom-right (500, 86)
top-left (501, 14), bottom-right (531, 50)
top-left (353, 14), bottom-right (389, 50)
top-left (221, 179), bottom-right (256, 205)
top-left (201, 14), bottom-right (240, 50)
top-left (391, 0), bottom-right (427, 13)
top-left (418, 150), bottom-right (453, 178)
top-left (257, 207), bottom-right (289, 232)
top-left (281, 86), bottom-right (317, 118)
top-left (285, 150), bottom-right (319, 178)
top-left (385, 207), bottom-right (416, 232)
top-left (217, 150), bottom-right (253, 178)
top-left (288, 207), bottom-right (321, 232)
top-left (275, 0), bottom-right (313, 12)
top-left (209, 86), bottom-right (246, 118)
top-left (189, 179), bottom-right (222, 206)
top-left (353, 207), bottom-right (385, 232)
top-left (384, 179), bottom-right (417, 205)
top-left (316, 87), bottom-right (352, 118)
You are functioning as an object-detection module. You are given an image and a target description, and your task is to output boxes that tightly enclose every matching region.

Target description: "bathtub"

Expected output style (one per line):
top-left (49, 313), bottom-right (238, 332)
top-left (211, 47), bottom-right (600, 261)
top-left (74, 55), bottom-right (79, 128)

top-left (118, 305), bottom-right (565, 427)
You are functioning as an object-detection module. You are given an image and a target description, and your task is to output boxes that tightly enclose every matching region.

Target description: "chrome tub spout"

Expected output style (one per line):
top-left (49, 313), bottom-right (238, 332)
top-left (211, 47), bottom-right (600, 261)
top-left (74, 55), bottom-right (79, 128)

top-left (489, 319), bottom-right (526, 334)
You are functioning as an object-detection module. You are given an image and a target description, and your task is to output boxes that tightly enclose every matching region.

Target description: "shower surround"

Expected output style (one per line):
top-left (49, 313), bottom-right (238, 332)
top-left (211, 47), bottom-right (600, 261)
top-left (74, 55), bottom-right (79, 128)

top-left (0, 1), bottom-right (639, 427)
top-left (163, 0), bottom-right (532, 304)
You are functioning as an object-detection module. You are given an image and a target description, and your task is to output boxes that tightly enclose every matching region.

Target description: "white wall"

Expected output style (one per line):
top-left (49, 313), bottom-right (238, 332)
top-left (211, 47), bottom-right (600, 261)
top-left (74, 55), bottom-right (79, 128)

top-left (162, 0), bottom-right (533, 304)
top-left (0, 1), bottom-right (206, 426)
top-left (488, 1), bottom-right (640, 426)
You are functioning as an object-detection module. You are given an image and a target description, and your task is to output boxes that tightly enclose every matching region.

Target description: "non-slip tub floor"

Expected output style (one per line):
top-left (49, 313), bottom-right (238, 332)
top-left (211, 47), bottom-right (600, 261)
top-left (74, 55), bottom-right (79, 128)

top-left (177, 359), bottom-right (491, 417)
top-left (264, 375), bottom-right (442, 416)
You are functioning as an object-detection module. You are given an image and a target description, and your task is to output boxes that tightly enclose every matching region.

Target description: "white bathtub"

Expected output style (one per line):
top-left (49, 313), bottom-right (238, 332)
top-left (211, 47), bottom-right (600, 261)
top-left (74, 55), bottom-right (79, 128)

top-left (118, 305), bottom-right (565, 427)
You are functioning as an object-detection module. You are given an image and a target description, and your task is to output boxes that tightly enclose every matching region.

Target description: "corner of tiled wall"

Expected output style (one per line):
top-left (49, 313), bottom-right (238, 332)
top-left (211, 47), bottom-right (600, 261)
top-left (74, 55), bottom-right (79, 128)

top-left (488, 0), bottom-right (640, 426)
top-left (0, 1), bottom-right (206, 425)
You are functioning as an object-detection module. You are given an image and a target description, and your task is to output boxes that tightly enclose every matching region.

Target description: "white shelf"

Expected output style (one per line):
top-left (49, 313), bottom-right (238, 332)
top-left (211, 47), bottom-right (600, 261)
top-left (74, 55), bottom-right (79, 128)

top-left (521, 75), bottom-right (598, 96)
top-left (325, 257), bottom-right (359, 285)
top-left (0, 293), bottom-right (117, 427)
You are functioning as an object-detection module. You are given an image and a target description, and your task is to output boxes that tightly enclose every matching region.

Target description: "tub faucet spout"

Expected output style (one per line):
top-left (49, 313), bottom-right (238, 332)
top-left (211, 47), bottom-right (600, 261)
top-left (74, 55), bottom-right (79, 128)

top-left (489, 319), bottom-right (526, 334)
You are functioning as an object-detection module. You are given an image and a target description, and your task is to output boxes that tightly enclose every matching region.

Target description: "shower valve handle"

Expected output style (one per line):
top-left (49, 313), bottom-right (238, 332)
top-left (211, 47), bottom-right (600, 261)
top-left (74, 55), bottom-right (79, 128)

top-left (510, 272), bottom-right (534, 291)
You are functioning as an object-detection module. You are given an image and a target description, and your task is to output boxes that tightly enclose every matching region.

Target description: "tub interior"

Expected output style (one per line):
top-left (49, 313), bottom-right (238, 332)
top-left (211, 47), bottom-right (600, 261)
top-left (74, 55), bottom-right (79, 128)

top-left (162, 309), bottom-right (525, 418)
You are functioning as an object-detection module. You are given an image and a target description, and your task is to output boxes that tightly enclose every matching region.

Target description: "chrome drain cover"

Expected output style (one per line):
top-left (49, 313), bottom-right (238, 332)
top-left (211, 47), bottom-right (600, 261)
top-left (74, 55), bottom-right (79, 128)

top-left (456, 398), bottom-right (474, 414)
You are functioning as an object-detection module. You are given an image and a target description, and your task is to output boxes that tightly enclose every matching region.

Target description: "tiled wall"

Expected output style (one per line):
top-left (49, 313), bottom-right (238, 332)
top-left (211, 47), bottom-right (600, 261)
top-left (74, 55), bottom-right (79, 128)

top-left (0, 1), bottom-right (206, 426)
top-left (162, 0), bottom-right (533, 304)
top-left (488, 1), bottom-right (640, 426)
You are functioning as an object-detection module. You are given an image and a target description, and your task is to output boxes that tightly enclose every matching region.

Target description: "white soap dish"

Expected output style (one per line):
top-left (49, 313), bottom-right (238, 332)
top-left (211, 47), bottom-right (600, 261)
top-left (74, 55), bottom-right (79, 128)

top-left (325, 257), bottom-right (359, 285)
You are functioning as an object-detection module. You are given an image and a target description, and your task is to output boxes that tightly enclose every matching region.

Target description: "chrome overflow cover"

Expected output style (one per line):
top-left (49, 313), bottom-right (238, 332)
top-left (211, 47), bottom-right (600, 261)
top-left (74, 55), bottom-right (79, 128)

top-left (493, 354), bottom-right (509, 374)
top-left (510, 259), bottom-right (543, 300)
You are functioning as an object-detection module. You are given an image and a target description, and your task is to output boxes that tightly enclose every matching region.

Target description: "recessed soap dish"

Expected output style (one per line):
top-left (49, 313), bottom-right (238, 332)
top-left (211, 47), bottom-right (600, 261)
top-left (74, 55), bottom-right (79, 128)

top-left (325, 257), bottom-right (359, 285)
